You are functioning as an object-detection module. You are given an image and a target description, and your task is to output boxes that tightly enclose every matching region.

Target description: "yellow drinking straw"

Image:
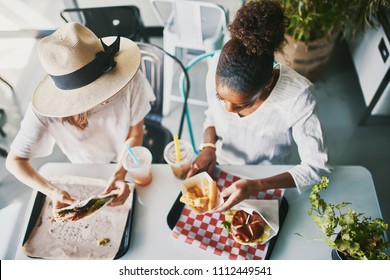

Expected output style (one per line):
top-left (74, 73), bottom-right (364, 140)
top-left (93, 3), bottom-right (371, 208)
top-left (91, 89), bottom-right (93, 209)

top-left (173, 135), bottom-right (182, 161)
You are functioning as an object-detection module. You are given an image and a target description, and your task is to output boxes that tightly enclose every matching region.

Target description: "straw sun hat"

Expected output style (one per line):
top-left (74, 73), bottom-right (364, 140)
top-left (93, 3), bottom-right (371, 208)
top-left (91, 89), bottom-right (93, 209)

top-left (32, 22), bottom-right (141, 117)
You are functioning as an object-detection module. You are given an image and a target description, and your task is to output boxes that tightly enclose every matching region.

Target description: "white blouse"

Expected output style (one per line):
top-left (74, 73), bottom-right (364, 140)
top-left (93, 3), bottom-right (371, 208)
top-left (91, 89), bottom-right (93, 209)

top-left (11, 71), bottom-right (155, 164)
top-left (204, 53), bottom-right (331, 192)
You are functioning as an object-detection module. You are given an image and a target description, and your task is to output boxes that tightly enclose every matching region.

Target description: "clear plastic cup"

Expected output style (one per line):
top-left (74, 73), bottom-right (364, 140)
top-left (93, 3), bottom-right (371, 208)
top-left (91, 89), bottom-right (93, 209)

top-left (164, 140), bottom-right (194, 179)
top-left (122, 146), bottom-right (153, 186)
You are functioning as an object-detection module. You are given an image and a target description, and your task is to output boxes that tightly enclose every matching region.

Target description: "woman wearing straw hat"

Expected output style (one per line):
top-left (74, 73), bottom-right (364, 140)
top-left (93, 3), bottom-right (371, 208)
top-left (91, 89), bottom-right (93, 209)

top-left (5, 23), bottom-right (155, 209)
top-left (187, 1), bottom-right (331, 211)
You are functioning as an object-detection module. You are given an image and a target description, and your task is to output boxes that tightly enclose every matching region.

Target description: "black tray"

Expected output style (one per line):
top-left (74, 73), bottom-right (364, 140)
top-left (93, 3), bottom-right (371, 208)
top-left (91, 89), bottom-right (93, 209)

top-left (22, 189), bottom-right (136, 260)
top-left (167, 193), bottom-right (289, 260)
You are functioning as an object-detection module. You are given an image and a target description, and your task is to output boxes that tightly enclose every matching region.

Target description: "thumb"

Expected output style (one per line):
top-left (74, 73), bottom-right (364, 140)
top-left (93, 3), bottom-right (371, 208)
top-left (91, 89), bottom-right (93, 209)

top-left (186, 167), bottom-right (197, 178)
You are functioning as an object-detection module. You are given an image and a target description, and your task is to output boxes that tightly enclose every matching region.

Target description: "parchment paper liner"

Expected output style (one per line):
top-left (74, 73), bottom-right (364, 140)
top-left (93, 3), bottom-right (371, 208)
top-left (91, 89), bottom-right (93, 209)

top-left (22, 175), bottom-right (134, 259)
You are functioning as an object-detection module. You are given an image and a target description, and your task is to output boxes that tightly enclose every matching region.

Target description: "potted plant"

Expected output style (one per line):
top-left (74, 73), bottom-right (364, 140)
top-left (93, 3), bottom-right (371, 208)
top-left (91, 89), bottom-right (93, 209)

top-left (343, 0), bottom-right (390, 40)
top-left (245, 0), bottom-right (390, 80)
top-left (308, 177), bottom-right (390, 260)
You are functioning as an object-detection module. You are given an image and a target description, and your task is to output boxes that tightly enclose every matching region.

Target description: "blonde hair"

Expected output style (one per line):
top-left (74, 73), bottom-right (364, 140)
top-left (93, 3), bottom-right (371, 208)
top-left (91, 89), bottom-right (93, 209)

top-left (62, 112), bottom-right (89, 130)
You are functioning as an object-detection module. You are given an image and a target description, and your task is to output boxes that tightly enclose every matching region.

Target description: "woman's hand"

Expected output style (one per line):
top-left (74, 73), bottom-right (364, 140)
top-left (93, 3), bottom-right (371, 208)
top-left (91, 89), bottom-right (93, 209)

top-left (186, 147), bottom-right (217, 178)
top-left (212, 172), bottom-right (295, 212)
top-left (52, 190), bottom-right (75, 210)
top-left (104, 176), bottom-right (131, 206)
top-left (212, 178), bottom-right (260, 212)
top-left (5, 152), bottom-right (75, 209)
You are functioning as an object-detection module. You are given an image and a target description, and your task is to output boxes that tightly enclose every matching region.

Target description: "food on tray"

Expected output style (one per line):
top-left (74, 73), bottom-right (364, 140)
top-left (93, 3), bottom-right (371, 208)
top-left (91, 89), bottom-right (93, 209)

top-left (98, 237), bottom-right (110, 246)
top-left (55, 193), bottom-right (117, 222)
top-left (23, 176), bottom-right (134, 260)
top-left (221, 209), bottom-right (270, 245)
top-left (180, 178), bottom-right (218, 213)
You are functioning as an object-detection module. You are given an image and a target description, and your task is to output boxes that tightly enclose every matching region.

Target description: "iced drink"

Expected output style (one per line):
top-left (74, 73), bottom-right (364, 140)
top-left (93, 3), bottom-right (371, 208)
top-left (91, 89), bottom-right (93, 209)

top-left (164, 140), bottom-right (194, 179)
top-left (122, 146), bottom-right (153, 186)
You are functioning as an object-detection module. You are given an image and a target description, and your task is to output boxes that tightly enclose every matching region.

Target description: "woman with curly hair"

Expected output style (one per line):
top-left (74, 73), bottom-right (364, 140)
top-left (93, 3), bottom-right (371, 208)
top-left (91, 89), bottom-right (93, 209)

top-left (187, 0), bottom-right (330, 211)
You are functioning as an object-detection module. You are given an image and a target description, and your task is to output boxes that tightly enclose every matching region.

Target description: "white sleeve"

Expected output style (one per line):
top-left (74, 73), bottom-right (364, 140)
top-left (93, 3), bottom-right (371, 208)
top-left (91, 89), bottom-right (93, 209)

top-left (203, 54), bottom-right (219, 130)
top-left (129, 71), bottom-right (155, 126)
top-left (10, 104), bottom-right (55, 158)
top-left (287, 91), bottom-right (331, 192)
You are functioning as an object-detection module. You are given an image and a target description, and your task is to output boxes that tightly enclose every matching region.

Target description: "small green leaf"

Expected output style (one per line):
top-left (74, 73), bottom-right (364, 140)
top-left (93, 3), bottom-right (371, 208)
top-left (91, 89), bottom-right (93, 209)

top-left (340, 213), bottom-right (355, 225)
top-left (221, 221), bottom-right (231, 233)
top-left (336, 202), bottom-right (350, 209)
top-left (335, 239), bottom-right (351, 252)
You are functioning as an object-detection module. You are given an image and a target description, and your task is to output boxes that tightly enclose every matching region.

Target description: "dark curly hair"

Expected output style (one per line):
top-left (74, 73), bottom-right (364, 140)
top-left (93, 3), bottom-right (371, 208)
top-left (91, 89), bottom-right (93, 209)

top-left (216, 0), bottom-right (287, 96)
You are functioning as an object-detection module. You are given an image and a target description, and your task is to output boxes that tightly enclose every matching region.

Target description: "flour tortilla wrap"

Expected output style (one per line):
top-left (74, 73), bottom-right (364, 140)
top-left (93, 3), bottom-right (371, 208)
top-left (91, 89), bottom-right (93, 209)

top-left (55, 192), bottom-right (118, 222)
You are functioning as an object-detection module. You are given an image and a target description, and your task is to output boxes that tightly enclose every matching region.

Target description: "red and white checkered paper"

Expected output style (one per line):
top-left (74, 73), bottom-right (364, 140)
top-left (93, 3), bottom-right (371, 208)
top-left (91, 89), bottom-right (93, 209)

top-left (171, 168), bottom-right (285, 260)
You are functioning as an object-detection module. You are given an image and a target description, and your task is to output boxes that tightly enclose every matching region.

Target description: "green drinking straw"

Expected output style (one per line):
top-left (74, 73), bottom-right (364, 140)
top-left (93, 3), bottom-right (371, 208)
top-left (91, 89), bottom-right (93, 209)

top-left (125, 144), bottom-right (141, 165)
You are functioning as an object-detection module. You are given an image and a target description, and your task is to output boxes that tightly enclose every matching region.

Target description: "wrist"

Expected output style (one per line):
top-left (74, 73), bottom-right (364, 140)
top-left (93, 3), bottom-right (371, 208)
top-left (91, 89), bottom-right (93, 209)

top-left (48, 188), bottom-right (63, 201)
top-left (254, 178), bottom-right (271, 192)
top-left (43, 182), bottom-right (60, 199)
top-left (198, 142), bottom-right (216, 151)
top-left (112, 167), bottom-right (127, 180)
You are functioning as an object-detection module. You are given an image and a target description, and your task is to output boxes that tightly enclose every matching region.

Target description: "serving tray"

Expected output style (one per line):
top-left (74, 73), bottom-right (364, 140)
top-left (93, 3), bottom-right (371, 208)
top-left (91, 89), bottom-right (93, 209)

top-left (167, 169), bottom-right (289, 260)
top-left (22, 188), bottom-right (136, 260)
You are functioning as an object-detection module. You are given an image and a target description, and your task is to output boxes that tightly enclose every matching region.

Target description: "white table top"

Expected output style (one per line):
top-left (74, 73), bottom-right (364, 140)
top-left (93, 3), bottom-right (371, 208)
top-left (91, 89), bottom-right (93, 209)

top-left (5, 163), bottom-right (383, 260)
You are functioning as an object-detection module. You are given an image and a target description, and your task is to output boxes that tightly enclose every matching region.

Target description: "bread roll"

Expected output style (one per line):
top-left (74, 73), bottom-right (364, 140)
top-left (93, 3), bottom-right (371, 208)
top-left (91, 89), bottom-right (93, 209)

top-left (230, 210), bottom-right (266, 245)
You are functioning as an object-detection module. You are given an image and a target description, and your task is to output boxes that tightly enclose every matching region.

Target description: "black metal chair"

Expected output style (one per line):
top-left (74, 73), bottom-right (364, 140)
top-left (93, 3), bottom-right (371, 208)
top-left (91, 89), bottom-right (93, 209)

top-left (0, 76), bottom-right (19, 158)
top-left (60, 5), bottom-right (149, 42)
top-left (136, 42), bottom-right (190, 163)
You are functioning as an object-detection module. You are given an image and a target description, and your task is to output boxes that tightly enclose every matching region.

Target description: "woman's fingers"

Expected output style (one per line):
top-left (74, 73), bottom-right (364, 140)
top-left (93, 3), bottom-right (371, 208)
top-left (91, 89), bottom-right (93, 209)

top-left (186, 162), bottom-right (200, 178)
top-left (212, 179), bottom-right (252, 212)
top-left (108, 181), bottom-right (131, 206)
top-left (213, 192), bottom-right (242, 212)
top-left (54, 191), bottom-right (75, 209)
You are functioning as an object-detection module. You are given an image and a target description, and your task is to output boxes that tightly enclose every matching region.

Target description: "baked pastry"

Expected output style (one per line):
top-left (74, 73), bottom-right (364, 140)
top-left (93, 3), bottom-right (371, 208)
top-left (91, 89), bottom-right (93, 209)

top-left (222, 209), bottom-right (269, 245)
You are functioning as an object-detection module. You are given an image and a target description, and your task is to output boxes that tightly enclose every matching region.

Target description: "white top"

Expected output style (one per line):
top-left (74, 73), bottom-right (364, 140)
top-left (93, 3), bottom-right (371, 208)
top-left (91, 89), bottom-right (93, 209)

top-left (204, 53), bottom-right (330, 192)
top-left (10, 71), bottom-right (155, 164)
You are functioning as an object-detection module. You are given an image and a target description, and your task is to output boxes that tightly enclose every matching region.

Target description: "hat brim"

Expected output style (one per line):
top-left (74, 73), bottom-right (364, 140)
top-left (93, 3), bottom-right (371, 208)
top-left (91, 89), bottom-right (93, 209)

top-left (32, 36), bottom-right (140, 117)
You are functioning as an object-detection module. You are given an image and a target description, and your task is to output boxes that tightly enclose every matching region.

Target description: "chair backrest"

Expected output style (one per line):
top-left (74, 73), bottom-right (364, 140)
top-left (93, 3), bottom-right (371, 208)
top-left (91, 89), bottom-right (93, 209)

top-left (0, 76), bottom-right (21, 158)
top-left (60, 5), bottom-right (149, 42)
top-left (136, 42), bottom-right (190, 163)
top-left (150, 0), bottom-right (228, 45)
top-left (136, 42), bottom-right (190, 129)
top-left (137, 42), bottom-right (165, 124)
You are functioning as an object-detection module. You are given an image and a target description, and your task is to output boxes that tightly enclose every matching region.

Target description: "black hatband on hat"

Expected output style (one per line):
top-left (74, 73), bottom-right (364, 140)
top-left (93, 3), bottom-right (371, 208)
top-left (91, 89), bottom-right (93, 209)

top-left (50, 36), bottom-right (120, 90)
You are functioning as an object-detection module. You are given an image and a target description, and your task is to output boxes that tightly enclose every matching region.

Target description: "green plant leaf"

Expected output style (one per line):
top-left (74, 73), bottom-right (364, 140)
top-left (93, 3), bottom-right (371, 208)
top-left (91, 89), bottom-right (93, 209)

top-left (335, 239), bottom-right (352, 252)
top-left (307, 176), bottom-right (390, 259)
top-left (221, 221), bottom-right (231, 233)
top-left (336, 202), bottom-right (350, 209)
top-left (340, 213), bottom-right (355, 226)
top-left (273, 0), bottom-right (390, 43)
